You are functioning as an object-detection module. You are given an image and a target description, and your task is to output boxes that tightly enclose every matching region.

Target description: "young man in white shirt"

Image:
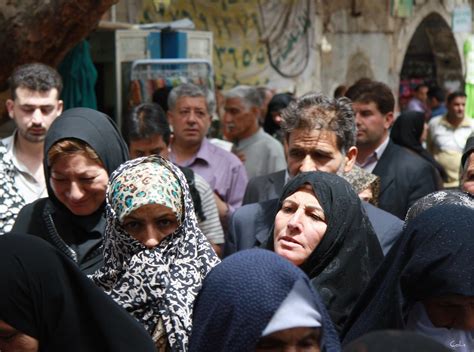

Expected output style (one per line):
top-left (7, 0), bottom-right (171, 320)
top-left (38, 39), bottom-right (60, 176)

top-left (0, 63), bottom-right (63, 233)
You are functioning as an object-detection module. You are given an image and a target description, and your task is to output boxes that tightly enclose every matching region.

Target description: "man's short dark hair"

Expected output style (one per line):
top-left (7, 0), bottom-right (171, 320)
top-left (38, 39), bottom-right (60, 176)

top-left (428, 86), bottom-right (445, 103)
top-left (345, 79), bottom-right (395, 115)
top-left (281, 92), bottom-right (356, 153)
top-left (447, 91), bottom-right (467, 105)
top-left (122, 103), bottom-right (171, 146)
top-left (414, 83), bottom-right (428, 92)
top-left (8, 63), bottom-right (63, 99)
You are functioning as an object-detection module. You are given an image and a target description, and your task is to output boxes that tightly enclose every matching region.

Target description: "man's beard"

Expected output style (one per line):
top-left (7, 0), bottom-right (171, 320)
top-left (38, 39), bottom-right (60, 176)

top-left (21, 129), bottom-right (45, 143)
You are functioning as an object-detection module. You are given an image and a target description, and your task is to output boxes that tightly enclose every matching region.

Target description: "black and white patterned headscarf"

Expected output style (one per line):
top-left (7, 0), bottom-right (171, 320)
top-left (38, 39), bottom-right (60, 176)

top-left (92, 155), bottom-right (220, 351)
top-left (0, 143), bottom-right (26, 234)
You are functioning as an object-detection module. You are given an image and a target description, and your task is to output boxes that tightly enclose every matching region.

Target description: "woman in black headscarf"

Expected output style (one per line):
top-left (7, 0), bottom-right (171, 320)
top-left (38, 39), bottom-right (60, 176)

top-left (12, 108), bottom-right (128, 274)
top-left (190, 249), bottom-right (341, 352)
top-left (266, 171), bottom-right (383, 332)
top-left (404, 189), bottom-right (474, 227)
top-left (0, 234), bottom-right (155, 352)
top-left (342, 204), bottom-right (474, 351)
top-left (263, 92), bottom-right (294, 141)
top-left (390, 111), bottom-right (447, 183)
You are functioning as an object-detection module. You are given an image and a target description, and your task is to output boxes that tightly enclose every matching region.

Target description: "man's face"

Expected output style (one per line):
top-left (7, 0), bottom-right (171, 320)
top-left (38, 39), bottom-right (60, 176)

top-left (6, 87), bottom-right (63, 143)
top-left (223, 98), bottom-right (258, 140)
top-left (286, 128), bottom-right (357, 177)
top-left (415, 86), bottom-right (428, 103)
top-left (462, 153), bottom-right (474, 195)
top-left (256, 327), bottom-right (321, 352)
top-left (352, 101), bottom-right (393, 148)
top-left (167, 96), bottom-right (211, 147)
top-left (129, 134), bottom-right (169, 159)
top-left (447, 96), bottom-right (466, 120)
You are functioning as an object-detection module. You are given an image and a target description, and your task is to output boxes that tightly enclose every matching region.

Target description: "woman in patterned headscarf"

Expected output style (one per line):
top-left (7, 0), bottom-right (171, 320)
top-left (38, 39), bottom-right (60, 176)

top-left (92, 155), bottom-right (220, 351)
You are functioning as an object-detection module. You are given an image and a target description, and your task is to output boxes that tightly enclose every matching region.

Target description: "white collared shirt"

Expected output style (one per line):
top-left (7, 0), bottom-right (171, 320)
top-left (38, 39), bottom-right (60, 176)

top-left (1, 133), bottom-right (47, 204)
top-left (428, 115), bottom-right (474, 153)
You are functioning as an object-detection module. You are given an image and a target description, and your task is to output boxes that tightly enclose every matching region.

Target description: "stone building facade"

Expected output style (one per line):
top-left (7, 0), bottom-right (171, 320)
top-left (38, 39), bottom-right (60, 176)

top-left (108, 0), bottom-right (472, 101)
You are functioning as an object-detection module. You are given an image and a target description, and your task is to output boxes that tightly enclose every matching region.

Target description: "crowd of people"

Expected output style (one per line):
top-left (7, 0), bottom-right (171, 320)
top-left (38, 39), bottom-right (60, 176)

top-left (0, 62), bottom-right (474, 352)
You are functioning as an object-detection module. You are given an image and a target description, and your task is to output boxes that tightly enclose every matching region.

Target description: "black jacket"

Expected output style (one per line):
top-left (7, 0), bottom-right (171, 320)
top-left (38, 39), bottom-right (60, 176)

top-left (13, 198), bottom-right (103, 275)
top-left (372, 141), bottom-right (439, 219)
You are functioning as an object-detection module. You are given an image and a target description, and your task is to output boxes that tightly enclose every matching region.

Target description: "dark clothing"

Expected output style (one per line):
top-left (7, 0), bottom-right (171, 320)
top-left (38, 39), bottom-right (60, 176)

top-left (0, 234), bottom-right (156, 352)
top-left (230, 170), bottom-right (402, 256)
top-left (362, 201), bottom-right (403, 255)
top-left (343, 330), bottom-right (450, 352)
top-left (12, 198), bottom-right (103, 274)
top-left (12, 108), bottom-right (128, 274)
top-left (462, 133), bottom-right (474, 167)
top-left (372, 140), bottom-right (439, 219)
top-left (178, 166), bottom-right (205, 221)
top-left (342, 204), bottom-right (474, 343)
top-left (265, 172), bottom-right (383, 331)
top-left (391, 111), bottom-right (447, 182)
top-left (225, 198), bottom-right (279, 257)
top-left (263, 93), bottom-right (293, 139)
top-left (190, 249), bottom-right (341, 352)
top-left (243, 169), bottom-right (286, 205)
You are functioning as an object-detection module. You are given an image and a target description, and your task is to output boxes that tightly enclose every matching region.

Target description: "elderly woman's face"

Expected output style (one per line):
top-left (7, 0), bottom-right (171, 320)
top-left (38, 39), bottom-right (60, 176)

top-left (273, 185), bottom-right (327, 266)
top-left (50, 153), bottom-right (109, 216)
top-left (122, 204), bottom-right (179, 248)
top-left (0, 320), bottom-right (38, 352)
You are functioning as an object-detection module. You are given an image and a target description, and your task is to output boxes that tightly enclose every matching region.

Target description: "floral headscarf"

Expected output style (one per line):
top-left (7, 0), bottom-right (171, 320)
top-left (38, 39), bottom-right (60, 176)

top-left (92, 155), bottom-right (220, 351)
top-left (109, 161), bottom-right (183, 224)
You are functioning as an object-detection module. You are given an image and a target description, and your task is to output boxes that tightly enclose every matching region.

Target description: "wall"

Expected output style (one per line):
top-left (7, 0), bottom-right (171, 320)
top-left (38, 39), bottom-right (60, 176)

top-left (139, 0), bottom-right (322, 94)
top-left (320, 32), bottom-right (393, 96)
top-left (320, 0), bottom-right (468, 99)
top-left (109, 0), bottom-right (469, 99)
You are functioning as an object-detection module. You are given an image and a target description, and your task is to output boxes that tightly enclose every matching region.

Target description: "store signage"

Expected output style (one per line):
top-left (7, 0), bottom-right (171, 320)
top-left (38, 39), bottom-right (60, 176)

top-left (452, 5), bottom-right (472, 33)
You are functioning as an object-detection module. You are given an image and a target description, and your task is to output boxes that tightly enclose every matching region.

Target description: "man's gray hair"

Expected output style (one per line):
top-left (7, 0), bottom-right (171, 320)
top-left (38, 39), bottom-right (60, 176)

top-left (224, 85), bottom-right (262, 110)
top-left (168, 83), bottom-right (216, 115)
top-left (281, 92), bottom-right (356, 154)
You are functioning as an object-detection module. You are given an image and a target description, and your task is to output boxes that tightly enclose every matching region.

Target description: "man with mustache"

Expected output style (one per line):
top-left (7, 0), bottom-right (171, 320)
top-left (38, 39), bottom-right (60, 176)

top-left (427, 91), bottom-right (474, 188)
top-left (223, 85), bottom-right (286, 179)
top-left (168, 83), bottom-right (248, 228)
top-left (226, 92), bottom-right (402, 257)
top-left (0, 63), bottom-right (63, 233)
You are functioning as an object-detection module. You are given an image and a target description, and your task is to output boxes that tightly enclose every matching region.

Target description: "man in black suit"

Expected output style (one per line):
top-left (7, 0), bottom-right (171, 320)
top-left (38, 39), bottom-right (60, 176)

top-left (345, 80), bottom-right (438, 219)
top-left (226, 93), bottom-right (403, 257)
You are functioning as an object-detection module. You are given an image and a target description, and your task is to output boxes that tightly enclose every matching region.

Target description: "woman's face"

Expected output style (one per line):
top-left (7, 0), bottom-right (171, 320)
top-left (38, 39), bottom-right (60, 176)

top-left (273, 185), bottom-right (327, 266)
top-left (50, 153), bottom-right (109, 216)
top-left (121, 204), bottom-right (179, 248)
top-left (0, 320), bottom-right (38, 352)
top-left (256, 327), bottom-right (321, 352)
top-left (423, 295), bottom-right (474, 330)
top-left (271, 111), bottom-right (283, 126)
top-left (358, 187), bottom-right (373, 203)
